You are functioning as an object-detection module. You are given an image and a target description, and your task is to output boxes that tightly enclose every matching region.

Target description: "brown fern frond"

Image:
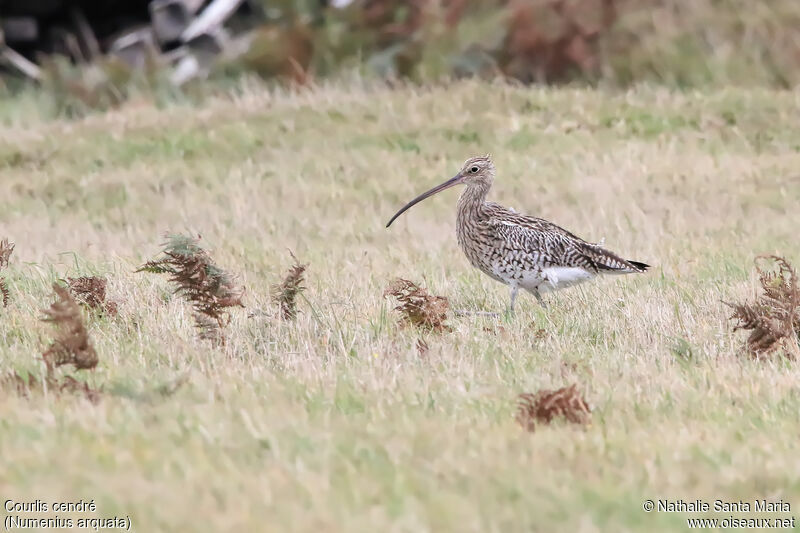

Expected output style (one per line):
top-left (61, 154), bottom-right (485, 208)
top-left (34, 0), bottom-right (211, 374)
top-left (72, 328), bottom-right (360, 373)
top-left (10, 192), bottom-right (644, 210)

top-left (0, 280), bottom-right (8, 308)
top-left (0, 238), bottom-right (13, 308)
top-left (67, 276), bottom-right (119, 316)
top-left (137, 233), bottom-right (245, 343)
top-left (0, 238), bottom-right (14, 269)
top-left (272, 252), bottom-right (307, 320)
top-left (516, 384), bottom-right (591, 432)
top-left (383, 279), bottom-right (450, 332)
top-left (41, 283), bottom-right (98, 374)
top-left (1, 371), bottom-right (101, 403)
top-left (726, 255), bottom-right (800, 359)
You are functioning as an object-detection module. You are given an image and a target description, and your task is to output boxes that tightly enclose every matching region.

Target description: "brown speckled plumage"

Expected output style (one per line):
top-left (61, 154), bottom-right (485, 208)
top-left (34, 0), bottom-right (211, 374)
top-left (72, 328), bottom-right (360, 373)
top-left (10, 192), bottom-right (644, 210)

top-left (387, 155), bottom-right (649, 311)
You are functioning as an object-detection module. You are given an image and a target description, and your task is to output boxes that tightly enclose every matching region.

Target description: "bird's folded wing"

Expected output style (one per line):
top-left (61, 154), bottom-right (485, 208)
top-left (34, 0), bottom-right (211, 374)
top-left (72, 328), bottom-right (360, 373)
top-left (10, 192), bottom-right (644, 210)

top-left (484, 203), bottom-right (646, 274)
top-left (485, 210), bottom-right (598, 271)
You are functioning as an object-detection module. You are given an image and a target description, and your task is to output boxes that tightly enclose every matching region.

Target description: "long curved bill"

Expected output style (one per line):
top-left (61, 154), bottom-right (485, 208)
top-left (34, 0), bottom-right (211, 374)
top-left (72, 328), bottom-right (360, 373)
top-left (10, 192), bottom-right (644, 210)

top-left (386, 174), bottom-right (463, 228)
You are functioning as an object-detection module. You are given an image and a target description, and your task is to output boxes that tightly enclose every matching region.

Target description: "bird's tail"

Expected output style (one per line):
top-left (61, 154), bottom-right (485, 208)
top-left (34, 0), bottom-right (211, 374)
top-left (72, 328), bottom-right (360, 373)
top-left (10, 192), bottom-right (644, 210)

top-left (584, 244), bottom-right (650, 274)
top-left (626, 260), bottom-right (650, 272)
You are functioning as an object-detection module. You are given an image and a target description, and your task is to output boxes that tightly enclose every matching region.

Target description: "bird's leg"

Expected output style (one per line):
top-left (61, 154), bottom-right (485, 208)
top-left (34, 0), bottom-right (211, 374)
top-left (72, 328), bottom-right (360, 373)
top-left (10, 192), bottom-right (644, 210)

top-left (509, 285), bottom-right (519, 315)
top-left (535, 289), bottom-right (547, 309)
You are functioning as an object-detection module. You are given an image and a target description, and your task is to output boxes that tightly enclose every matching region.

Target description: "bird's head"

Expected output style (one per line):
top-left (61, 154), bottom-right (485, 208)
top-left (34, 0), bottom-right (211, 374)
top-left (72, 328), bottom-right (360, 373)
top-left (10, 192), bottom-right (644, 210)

top-left (386, 155), bottom-right (495, 227)
top-left (457, 155), bottom-right (495, 186)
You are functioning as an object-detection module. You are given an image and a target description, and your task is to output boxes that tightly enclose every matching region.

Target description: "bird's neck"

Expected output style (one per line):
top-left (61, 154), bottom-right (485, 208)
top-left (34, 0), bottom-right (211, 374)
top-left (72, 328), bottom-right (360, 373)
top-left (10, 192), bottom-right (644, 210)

top-left (457, 182), bottom-right (490, 217)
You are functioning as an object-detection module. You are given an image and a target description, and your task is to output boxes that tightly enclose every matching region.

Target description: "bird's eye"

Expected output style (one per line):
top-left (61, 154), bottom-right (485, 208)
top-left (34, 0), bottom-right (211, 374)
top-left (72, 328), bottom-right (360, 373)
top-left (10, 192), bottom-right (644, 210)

top-left (470, 166), bottom-right (479, 173)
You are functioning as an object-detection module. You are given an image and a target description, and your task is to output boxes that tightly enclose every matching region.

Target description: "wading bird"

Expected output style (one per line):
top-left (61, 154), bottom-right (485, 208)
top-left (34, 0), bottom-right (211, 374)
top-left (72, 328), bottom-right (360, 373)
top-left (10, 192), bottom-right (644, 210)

top-left (386, 155), bottom-right (649, 313)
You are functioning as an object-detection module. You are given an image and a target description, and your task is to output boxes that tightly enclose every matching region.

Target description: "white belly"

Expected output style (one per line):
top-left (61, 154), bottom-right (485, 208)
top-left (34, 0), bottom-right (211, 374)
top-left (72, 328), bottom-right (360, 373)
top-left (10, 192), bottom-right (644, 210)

top-left (540, 267), bottom-right (594, 292)
top-left (515, 267), bottom-right (595, 294)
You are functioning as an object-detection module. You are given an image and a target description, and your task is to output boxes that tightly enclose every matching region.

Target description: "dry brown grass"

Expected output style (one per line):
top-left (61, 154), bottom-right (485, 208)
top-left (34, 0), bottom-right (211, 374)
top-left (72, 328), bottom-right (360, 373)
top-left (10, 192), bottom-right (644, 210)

top-left (272, 252), bottom-right (307, 320)
top-left (415, 338), bottom-right (429, 356)
top-left (138, 234), bottom-right (245, 344)
top-left (516, 384), bottom-right (592, 431)
top-left (384, 278), bottom-right (450, 332)
top-left (41, 283), bottom-right (98, 374)
top-left (727, 255), bottom-right (800, 359)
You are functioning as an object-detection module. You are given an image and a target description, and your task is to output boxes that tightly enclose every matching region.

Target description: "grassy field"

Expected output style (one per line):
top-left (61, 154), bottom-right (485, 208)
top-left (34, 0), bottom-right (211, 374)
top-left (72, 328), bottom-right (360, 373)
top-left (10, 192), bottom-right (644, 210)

top-left (1, 80), bottom-right (800, 532)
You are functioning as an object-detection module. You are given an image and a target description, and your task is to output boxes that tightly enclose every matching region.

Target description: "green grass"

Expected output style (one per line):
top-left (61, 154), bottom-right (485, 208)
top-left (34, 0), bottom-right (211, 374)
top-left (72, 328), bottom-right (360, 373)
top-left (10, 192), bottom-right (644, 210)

top-left (1, 80), bottom-right (800, 531)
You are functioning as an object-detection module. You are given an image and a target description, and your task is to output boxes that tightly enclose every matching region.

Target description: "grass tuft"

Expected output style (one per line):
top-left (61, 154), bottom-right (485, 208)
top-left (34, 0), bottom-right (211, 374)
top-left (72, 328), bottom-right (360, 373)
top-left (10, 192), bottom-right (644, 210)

top-left (383, 279), bottom-right (450, 332)
top-left (516, 384), bottom-right (591, 431)
top-left (41, 283), bottom-right (98, 375)
top-left (726, 255), bottom-right (800, 359)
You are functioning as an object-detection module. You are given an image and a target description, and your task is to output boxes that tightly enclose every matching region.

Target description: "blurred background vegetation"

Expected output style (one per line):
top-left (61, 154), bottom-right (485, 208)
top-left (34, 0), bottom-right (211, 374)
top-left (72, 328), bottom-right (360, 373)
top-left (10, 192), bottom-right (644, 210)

top-left (2, 0), bottom-right (800, 118)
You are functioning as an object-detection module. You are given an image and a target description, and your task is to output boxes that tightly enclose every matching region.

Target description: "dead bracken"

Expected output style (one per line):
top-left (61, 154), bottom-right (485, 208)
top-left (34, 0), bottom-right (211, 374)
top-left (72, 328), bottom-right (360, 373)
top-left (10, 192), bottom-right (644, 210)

top-left (137, 233), bottom-right (245, 344)
top-left (516, 384), bottom-right (591, 432)
top-left (67, 276), bottom-right (118, 316)
top-left (0, 238), bottom-right (13, 269)
top-left (0, 280), bottom-right (7, 308)
top-left (0, 238), bottom-right (14, 307)
top-left (1, 371), bottom-right (101, 404)
top-left (42, 283), bottom-right (98, 375)
top-left (383, 279), bottom-right (450, 332)
top-left (726, 255), bottom-right (800, 359)
top-left (272, 252), bottom-right (307, 320)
